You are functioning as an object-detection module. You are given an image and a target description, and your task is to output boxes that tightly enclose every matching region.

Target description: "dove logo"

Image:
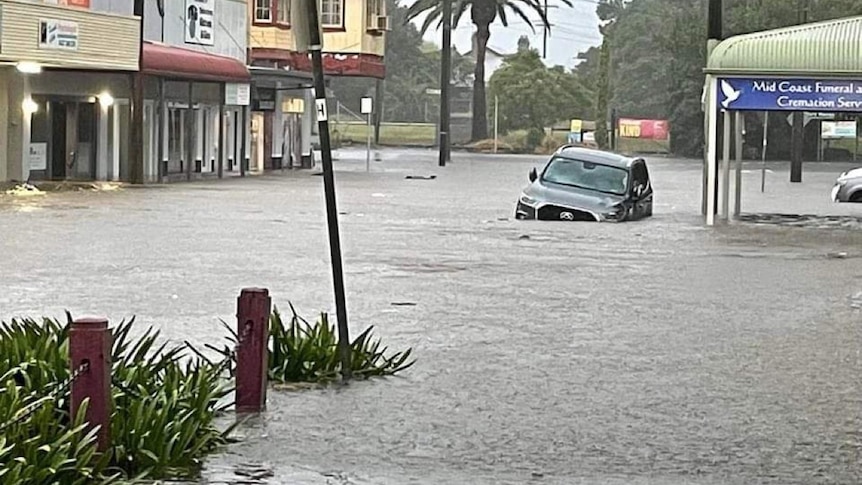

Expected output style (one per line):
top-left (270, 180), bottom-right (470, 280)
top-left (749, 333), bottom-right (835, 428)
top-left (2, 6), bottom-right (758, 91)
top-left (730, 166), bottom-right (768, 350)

top-left (720, 80), bottom-right (742, 108)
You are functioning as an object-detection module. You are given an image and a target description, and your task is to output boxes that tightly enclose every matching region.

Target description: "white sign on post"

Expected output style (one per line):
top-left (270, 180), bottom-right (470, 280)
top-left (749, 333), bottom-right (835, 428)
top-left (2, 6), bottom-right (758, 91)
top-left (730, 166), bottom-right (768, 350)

top-left (225, 83), bottom-right (250, 106)
top-left (185, 0), bottom-right (214, 46)
top-left (361, 97), bottom-right (373, 115)
top-left (315, 99), bottom-right (328, 121)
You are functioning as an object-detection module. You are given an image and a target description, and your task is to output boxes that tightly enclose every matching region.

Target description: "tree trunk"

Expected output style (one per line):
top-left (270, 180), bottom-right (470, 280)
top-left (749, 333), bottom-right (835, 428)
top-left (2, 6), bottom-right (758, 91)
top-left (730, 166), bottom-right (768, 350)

top-left (472, 23), bottom-right (490, 141)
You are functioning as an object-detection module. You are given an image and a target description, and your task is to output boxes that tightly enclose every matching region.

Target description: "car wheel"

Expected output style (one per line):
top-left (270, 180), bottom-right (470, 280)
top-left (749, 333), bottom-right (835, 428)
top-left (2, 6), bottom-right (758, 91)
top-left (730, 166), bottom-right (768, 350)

top-left (850, 192), bottom-right (862, 203)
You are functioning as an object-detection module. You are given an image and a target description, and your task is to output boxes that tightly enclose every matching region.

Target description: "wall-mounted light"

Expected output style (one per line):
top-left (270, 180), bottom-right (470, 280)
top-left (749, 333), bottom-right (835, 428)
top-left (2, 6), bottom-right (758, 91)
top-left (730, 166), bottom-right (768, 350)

top-left (16, 62), bottom-right (42, 74)
top-left (22, 97), bottom-right (39, 114)
top-left (99, 92), bottom-right (114, 108)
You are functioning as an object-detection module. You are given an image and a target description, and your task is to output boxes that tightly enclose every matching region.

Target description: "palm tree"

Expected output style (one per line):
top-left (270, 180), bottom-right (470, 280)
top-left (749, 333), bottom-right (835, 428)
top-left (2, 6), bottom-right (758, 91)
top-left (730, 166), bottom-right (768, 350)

top-left (407, 0), bottom-right (571, 141)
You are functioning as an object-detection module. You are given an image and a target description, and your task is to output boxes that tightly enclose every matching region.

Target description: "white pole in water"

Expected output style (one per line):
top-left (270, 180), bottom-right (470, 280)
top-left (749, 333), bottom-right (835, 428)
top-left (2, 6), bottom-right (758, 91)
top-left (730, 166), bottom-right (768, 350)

top-left (494, 95), bottom-right (499, 154)
top-left (761, 111), bottom-right (768, 193)
top-left (366, 111), bottom-right (371, 172)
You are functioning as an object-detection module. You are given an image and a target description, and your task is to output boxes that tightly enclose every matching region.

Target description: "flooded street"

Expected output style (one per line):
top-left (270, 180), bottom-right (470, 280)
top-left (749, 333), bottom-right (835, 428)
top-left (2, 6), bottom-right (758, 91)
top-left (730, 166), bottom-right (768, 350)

top-left (1, 149), bottom-right (861, 484)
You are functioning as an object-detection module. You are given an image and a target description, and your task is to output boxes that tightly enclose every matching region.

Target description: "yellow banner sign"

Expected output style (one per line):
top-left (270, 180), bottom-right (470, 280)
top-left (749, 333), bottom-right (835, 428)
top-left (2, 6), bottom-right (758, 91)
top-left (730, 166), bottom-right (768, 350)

top-left (282, 98), bottom-right (305, 114)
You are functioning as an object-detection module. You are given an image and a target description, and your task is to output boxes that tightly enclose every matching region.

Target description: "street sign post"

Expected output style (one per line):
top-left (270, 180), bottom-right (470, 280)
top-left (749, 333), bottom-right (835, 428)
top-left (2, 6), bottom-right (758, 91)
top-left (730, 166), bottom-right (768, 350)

top-left (361, 96), bottom-right (373, 172)
top-left (295, 0), bottom-right (351, 380)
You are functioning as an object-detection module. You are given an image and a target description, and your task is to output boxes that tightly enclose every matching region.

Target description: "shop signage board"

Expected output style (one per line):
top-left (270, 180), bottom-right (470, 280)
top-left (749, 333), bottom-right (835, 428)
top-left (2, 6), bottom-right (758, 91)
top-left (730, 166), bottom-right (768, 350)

top-left (718, 78), bottom-right (862, 112)
top-left (185, 0), bottom-right (214, 46)
top-left (39, 19), bottom-right (79, 50)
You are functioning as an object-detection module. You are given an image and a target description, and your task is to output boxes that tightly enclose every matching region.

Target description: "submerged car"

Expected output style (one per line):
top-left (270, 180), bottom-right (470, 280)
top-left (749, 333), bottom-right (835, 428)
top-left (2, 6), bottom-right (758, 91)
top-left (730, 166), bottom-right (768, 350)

top-left (831, 167), bottom-right (862, 203)
top-left (515, 146), bottom-right (653, 222)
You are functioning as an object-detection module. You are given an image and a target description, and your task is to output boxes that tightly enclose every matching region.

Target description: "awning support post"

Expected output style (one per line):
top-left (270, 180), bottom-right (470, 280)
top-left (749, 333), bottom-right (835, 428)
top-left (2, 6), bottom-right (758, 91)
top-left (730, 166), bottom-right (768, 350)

top-left (705, 76), bottom-right (718, 226)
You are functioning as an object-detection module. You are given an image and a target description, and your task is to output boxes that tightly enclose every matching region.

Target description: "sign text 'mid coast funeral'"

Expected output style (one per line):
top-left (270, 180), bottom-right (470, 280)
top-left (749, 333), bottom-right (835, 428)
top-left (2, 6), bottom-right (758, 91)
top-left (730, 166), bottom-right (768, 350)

top-left (717, 78), bottom-right (862, 112)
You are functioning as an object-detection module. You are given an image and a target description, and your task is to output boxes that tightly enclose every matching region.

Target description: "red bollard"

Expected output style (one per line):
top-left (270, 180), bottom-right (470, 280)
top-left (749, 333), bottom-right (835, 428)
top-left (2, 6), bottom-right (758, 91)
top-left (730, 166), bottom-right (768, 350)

top-left (236, 288), bottom-right (271, 413)
top-left (69, 317), bottom-right (112, 451)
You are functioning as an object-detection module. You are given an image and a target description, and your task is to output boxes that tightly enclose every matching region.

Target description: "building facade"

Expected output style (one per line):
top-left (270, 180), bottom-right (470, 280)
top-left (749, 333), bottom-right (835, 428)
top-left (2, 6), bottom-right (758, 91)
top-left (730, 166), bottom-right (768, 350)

top-left (1, 0), bottom-right (377, 184)
top-left (248, 0), bottom-right (386, 169)
top-left (0, 0), bottom-right (139, 183)
top-left (136, 0), bottom-right (254, 181)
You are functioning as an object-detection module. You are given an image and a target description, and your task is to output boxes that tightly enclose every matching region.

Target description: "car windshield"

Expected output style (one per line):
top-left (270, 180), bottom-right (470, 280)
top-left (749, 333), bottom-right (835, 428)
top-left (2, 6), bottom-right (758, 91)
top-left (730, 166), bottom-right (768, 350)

top-left (541, 156), bottom-right (629, 195)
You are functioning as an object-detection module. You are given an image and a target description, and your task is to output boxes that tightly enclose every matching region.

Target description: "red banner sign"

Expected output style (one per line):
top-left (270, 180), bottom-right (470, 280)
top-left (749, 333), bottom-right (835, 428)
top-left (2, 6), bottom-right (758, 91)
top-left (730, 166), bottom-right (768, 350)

top-left (49, 0), bottom-right (90, 8)
top-left (618, 118), bottom-right (669, 140)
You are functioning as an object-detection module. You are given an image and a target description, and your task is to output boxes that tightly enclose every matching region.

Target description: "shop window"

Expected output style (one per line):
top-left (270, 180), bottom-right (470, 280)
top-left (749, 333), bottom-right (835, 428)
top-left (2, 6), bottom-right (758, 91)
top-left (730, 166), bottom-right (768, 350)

top-left (254, 0), bottom-right (272, 23)
top-left (320, 0), bottom-right (343, 27)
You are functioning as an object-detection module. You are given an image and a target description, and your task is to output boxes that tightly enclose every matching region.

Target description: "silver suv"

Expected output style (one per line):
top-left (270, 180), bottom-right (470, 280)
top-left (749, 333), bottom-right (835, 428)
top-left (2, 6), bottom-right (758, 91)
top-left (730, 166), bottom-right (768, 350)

top-left (832, 168), bottom-right (862, 203)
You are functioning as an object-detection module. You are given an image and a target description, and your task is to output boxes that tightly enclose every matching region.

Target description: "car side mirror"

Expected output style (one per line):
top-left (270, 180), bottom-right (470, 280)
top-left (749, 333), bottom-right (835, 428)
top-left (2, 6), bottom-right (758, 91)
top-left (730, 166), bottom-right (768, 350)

top-left (529, 168), bottom-right (538, 182)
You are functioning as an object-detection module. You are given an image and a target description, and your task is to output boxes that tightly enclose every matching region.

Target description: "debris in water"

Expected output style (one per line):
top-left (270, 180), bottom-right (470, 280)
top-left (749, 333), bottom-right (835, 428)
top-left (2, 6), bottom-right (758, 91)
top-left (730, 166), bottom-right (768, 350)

top-left (827, 252), bottom-right (849, 259)
top-left (405, 175), bottom-right (437, 180)
top-left (391, 302), bottom-right (417, 306)
top-left (519, 235), bottom-right (531, 240)
top-left (5, 183), bottom-right (45, 197)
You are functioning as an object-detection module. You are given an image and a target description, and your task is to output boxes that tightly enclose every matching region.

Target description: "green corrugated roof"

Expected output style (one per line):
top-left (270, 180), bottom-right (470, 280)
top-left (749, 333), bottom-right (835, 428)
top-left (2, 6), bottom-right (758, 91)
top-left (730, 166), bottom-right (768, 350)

top-left (706, 16), bottom-right (862, 76)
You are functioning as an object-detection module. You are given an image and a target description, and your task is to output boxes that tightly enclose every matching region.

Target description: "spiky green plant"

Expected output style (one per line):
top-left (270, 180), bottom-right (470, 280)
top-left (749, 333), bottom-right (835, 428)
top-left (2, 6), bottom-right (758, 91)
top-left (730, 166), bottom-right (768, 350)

top-left (213, 304), bottom-right (415, 383)
top-left (0, 316), bottom-right (235, 483)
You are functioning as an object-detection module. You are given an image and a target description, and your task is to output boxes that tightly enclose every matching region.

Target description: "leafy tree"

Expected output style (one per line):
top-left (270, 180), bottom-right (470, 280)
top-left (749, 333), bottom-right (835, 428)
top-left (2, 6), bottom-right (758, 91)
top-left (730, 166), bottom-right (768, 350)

top-left (407, 0), bottom-right (573, 141)
top-left (577, 0), bottom-right (862, 157)
top-left (329, 0), bottom-right (473, 123)
top-left (489, 49), bottom-right (592, 135)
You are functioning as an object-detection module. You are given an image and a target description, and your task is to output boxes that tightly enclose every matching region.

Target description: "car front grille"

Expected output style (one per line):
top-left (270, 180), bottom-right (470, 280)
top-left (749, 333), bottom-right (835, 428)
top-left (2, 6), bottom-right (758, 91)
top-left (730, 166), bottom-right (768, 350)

top-left (537, 205), bottom-right (597, 222)
top-left (516, 202), bottom-right (536, 220)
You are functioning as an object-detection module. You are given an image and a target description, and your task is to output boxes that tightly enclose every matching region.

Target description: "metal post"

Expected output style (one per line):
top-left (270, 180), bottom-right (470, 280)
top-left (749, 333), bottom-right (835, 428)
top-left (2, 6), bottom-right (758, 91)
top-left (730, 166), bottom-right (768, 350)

top-left (706, 76), bottom-right (718, 226)
top-left (130, 0), bottom-right (145, 184)
top-left (610, 107), bottom-right (617, 151)
top-left (157, 78), bottom-right (165, 181)
top-left (438, 0), bottom-right (451, 167)
top-left (374, 78), bottom-right (383, 146)
top-left (241, 105), bottom-right (248, 176)
top-left (305, 0), bottom-right (351, 381)
top-left (493, 95), bottom-right (498, 154)
top-left (721, 110), bottom-right (731, 221)
top-left (791, 112), bottom-right (803, 183)
top-left (235, 288), bottom-right (271, 413)
top-left (70, 317), bottom-right (112, 451)
top-left (761, 111), bottom-right (768, 192)
top-left (542, 0), bottom-right (548, 59)
top-left (734, 111), bottom-right (743, 218)
top-left (366, 111), bottom-right (371, 172)
top-left (186, 82), bottom-right (193, 181)
top-left (218, 84), bottom-right (225, 178)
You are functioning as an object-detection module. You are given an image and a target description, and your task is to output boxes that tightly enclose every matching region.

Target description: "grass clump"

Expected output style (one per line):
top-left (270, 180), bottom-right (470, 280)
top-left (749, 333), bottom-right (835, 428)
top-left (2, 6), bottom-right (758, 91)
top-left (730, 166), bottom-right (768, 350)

top-left (0, 316), bottom-right (234, 483)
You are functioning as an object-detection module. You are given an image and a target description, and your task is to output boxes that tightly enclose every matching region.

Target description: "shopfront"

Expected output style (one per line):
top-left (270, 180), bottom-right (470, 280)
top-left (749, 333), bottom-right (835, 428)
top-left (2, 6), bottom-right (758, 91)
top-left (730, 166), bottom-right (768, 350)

top-left (140, 41), bottom-right (251, 182)
top-left (249, 66), bottom-right (314, 171)
top-left (0, 0), bottom-right (139, 183)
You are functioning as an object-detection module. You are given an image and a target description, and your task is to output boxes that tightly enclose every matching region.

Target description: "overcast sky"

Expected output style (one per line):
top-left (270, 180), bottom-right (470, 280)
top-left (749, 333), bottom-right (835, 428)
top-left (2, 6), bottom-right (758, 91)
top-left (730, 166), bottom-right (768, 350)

top-left (411, 0), bottom-right (602, 69)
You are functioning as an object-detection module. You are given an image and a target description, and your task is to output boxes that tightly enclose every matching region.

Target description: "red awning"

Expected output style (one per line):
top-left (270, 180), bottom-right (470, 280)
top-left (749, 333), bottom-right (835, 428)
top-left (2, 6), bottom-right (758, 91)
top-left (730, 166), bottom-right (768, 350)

top-left (142, 41), bottom-right (250, 82)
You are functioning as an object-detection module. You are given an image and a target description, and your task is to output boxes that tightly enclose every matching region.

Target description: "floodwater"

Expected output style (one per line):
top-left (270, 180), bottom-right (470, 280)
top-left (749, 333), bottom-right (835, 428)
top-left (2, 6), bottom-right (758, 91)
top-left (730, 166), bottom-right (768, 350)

top-left (1, 149), bottom-right (860, 484)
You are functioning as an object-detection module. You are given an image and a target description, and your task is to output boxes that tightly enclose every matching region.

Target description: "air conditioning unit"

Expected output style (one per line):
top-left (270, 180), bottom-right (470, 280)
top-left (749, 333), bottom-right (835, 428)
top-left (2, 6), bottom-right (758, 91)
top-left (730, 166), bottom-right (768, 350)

top-left (375, 15), bottom-right (390, 32)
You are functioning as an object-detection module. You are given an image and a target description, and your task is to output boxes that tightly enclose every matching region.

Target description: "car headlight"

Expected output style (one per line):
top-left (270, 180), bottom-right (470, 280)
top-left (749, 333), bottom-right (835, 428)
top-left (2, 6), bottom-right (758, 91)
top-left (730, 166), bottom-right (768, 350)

top-left (602, 204), bottom-right (625, 220)
top-left (519, 194), bottom-right (537, 206)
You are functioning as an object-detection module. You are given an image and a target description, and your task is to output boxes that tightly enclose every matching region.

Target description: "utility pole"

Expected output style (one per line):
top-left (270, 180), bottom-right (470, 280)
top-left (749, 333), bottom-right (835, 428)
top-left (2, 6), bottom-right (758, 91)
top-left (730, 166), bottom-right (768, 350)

top-left (438, 0), bottom-right (451, 167)
top-left (303, 0), bottom-right (352, 380)
top-left (790, 0), bottom-right (808, 183)
top-left (130, 0), bottom-right (145, 184)
top-left (543, 0), bottom-right (548, 58)
top-left (541, 0), bottom-right (557, 59)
